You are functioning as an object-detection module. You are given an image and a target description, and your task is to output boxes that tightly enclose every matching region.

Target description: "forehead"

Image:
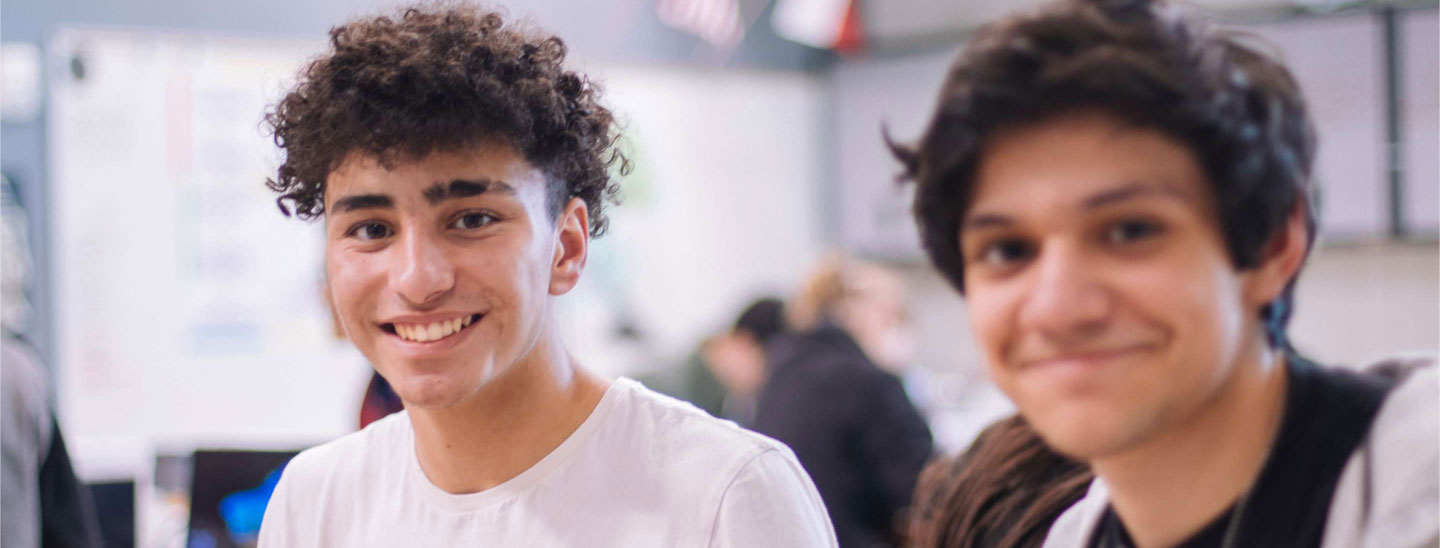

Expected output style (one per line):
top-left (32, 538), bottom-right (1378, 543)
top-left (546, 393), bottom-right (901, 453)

top-left (967, 114), bottom-right (1213, 218)
top-left (324, 144), bottom-right (547, 208)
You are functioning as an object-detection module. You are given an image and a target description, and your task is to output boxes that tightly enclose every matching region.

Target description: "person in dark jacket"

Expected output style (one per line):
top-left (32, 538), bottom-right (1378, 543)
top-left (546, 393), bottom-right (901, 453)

top-left (752, 255), bottom-right (935, 548)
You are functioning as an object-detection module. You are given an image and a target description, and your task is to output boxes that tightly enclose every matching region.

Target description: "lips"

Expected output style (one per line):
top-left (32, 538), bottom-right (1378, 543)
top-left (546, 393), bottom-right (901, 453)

top-left (1018, 344), bottom-right (1152, 371)
top-left (382, 314), bottom-right (481, 343)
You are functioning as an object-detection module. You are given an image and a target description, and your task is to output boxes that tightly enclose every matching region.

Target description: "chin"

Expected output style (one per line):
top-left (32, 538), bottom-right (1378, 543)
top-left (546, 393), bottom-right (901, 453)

top-left (1023, 402), bottom-right (1159, 461)
top-left (388, 370), bottom-right (489, 410)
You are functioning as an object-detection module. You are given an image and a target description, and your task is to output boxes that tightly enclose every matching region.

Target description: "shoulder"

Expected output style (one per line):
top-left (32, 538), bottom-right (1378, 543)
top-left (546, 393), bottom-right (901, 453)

top-left (604, 378), bottom-right (813, 502)
top-left (708, 447), bottom-right (838, 548)
top-left (613, 378), bottom-right (787, 460)
top-left (1043, 479), bottom-right (1107, 548)
top-left (261, 411), bottom-right (410, 545)
top-left (1324, 357), bottom-right (1439, 548)
top-left (273, 411), bottom-right (411, 499)
top-left (582, 380), bottom-right (832, 542)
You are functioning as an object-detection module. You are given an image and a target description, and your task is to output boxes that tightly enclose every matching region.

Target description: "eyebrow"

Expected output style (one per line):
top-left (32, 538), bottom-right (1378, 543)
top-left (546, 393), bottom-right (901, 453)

top-left (961, 182), bottom-right (1190, 231)
top-left (1082, 183), bottom-right (1188, 209)
top-left (422, 179), bottom-right (515, 205)
top-left (330, 194), bottom-right (393, 214)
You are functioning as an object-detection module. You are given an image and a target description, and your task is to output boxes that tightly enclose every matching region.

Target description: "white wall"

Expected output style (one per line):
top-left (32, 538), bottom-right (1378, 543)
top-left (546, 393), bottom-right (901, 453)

top-left (829, 48), bottom-right (955, 259)
top-left (1289, 242), bottom-right (1440, 365)
top-left (560, 64), bottom-right (827, 377)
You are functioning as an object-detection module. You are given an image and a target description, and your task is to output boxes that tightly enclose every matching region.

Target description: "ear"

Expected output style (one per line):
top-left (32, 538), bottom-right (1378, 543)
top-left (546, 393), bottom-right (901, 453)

top-left (1243, 201), bottom-right (1310, 308)
top-left (549, 197), bottom-right (590, 296)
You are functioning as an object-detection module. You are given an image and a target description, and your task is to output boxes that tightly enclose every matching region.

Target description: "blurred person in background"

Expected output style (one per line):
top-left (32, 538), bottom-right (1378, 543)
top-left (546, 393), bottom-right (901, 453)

top-left (254, 5), bottom-right (835, 546)
top-left (2, 175), bottom-right (102, 548)
top-left (645, 297), bottom-right (784, 425)
top-left (752, 254), bottom-right (935, 548)
top-left (889, 0), bottom-right (1438, 547)
top-left (701, 297), bottom-right (787, 425)
top-left (909, 414), bottom-right (1092, 548)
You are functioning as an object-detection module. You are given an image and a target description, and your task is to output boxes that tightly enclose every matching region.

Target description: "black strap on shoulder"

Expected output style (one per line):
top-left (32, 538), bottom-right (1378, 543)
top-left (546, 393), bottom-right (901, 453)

top-left (1238, 355), bottom-right (1400, 548)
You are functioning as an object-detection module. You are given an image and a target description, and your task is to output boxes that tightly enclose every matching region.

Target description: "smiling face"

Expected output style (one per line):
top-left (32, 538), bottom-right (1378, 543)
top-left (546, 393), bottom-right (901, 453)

top-left (960, 113), bottom-right (1284, 460)
top-left (323, 143), bottom-right (588, 410)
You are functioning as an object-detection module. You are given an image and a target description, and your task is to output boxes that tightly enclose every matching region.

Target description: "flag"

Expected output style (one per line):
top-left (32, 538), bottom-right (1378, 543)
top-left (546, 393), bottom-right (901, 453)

top-left (657, 0), bottom-right (745, 49)
top-left (771, 0), bottom-right (866, 53)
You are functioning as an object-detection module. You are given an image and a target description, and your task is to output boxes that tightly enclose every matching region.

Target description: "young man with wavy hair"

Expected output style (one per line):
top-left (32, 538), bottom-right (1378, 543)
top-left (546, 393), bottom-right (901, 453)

top-left (890, 1), bottom-right (1438, 547)
top-left (256, 5), bottom-right (835, 546)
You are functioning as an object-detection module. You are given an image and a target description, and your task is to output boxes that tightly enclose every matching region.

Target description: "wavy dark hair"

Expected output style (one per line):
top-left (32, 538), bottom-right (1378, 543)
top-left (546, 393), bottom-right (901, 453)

top-left (265, 3), bottom-right (629, 237)
top-left (909, 415), bottom-right (1093, 548)
top-left (888, 0), bottom-right (1317, 347)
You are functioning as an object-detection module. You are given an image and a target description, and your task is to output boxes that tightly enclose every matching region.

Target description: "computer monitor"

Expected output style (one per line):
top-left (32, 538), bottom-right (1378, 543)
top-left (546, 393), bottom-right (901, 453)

top-left (186, 449), bottom-right (297, 548)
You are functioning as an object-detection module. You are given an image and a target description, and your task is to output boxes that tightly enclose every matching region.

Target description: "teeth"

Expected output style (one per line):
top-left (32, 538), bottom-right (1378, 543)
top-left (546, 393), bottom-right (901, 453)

top-left (393, 315), bottom-right (474, 343)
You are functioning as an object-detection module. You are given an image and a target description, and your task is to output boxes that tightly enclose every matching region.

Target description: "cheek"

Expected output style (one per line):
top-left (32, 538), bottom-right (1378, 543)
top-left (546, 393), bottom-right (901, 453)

top-left (965, 286), bottom-right (1017, 364)
top-left (325, 253), bottom-right (361, 308)
top-left (326, 251), bottom-right (385, 322)
top-left (1128, 256), bottom-right (1243, 341)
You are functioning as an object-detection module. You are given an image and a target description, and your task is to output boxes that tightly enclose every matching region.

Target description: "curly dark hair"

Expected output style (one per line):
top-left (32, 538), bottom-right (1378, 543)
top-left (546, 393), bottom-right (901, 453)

top-left (265, 4), bottom-right (629, 237)
top-left (888, 0), bottom-right (1317, 347)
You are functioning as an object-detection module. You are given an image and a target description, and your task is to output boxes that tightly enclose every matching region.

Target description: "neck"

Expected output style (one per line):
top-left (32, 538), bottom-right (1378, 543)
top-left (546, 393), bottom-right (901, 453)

top-left (1094, 344), bottom-right (1289, 548)
top-left (406, 327), bottom-right (609, 494)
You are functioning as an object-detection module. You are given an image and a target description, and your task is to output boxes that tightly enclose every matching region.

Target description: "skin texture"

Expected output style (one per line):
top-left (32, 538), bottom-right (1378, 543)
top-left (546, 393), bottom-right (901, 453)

top-left (323, 142), bottom-right (607, 494)
top-left (960, 113), bottom-right (1305, 548)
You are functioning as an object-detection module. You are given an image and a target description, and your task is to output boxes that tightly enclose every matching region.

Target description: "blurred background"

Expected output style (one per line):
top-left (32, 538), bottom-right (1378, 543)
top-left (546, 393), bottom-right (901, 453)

top-left (1, 0), bottom-right (1435, 545)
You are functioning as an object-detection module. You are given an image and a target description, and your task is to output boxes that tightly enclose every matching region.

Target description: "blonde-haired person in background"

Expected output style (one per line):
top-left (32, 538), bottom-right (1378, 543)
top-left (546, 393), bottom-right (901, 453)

top-left (752, 254), bottom-right (935, 548)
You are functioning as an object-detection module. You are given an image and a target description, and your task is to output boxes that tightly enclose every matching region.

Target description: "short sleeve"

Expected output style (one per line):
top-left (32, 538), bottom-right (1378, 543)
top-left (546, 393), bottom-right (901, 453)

top-left (708, 448), bottom-right (838, 548)
top-left (257, 457), bottom-right (305, 548)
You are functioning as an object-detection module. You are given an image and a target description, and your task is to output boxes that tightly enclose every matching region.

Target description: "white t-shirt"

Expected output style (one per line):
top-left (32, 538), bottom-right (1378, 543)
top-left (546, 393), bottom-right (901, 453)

top-left (258, 378), bottom-right (838, 547)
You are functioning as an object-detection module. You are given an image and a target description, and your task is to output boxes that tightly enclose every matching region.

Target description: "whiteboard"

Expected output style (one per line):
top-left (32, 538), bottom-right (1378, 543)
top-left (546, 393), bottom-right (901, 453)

top-left (48, 28), bottom-right (368, 459)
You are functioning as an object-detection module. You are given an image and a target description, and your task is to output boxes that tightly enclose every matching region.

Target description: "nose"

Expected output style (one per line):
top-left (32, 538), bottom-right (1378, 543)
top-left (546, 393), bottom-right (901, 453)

top-left (390, 229), bottom-right (455, 308)
top-left (1016, 241), bottom-right (1113, 344)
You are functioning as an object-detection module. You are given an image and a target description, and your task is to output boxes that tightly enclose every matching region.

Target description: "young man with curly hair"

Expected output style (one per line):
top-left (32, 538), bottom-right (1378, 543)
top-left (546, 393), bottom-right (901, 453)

top-left (891, 1), bottom-right (1438, 547)
top-left (256, 6), bottom-right (836, 546)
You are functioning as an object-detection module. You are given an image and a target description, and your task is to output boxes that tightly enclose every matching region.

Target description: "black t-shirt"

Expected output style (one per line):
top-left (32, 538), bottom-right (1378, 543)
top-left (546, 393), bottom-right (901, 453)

top-left (1090, 356), bottom-right (1395, 548)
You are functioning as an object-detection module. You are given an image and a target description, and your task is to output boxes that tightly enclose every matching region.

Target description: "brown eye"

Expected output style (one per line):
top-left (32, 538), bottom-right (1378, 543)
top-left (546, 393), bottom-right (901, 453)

top-left (1105, 220), bottom-right (1163, 244)
top-left (450, 212), bottom-right (496, 231)
top-left (979, 239), bottom-right (1034, 267)
top-left (346, 222), bottom-right (393, 241)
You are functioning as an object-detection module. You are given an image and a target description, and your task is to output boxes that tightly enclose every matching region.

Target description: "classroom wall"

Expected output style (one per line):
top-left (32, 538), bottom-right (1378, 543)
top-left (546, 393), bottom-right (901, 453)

top-left (9, 1), bottom-right (1437, 473)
